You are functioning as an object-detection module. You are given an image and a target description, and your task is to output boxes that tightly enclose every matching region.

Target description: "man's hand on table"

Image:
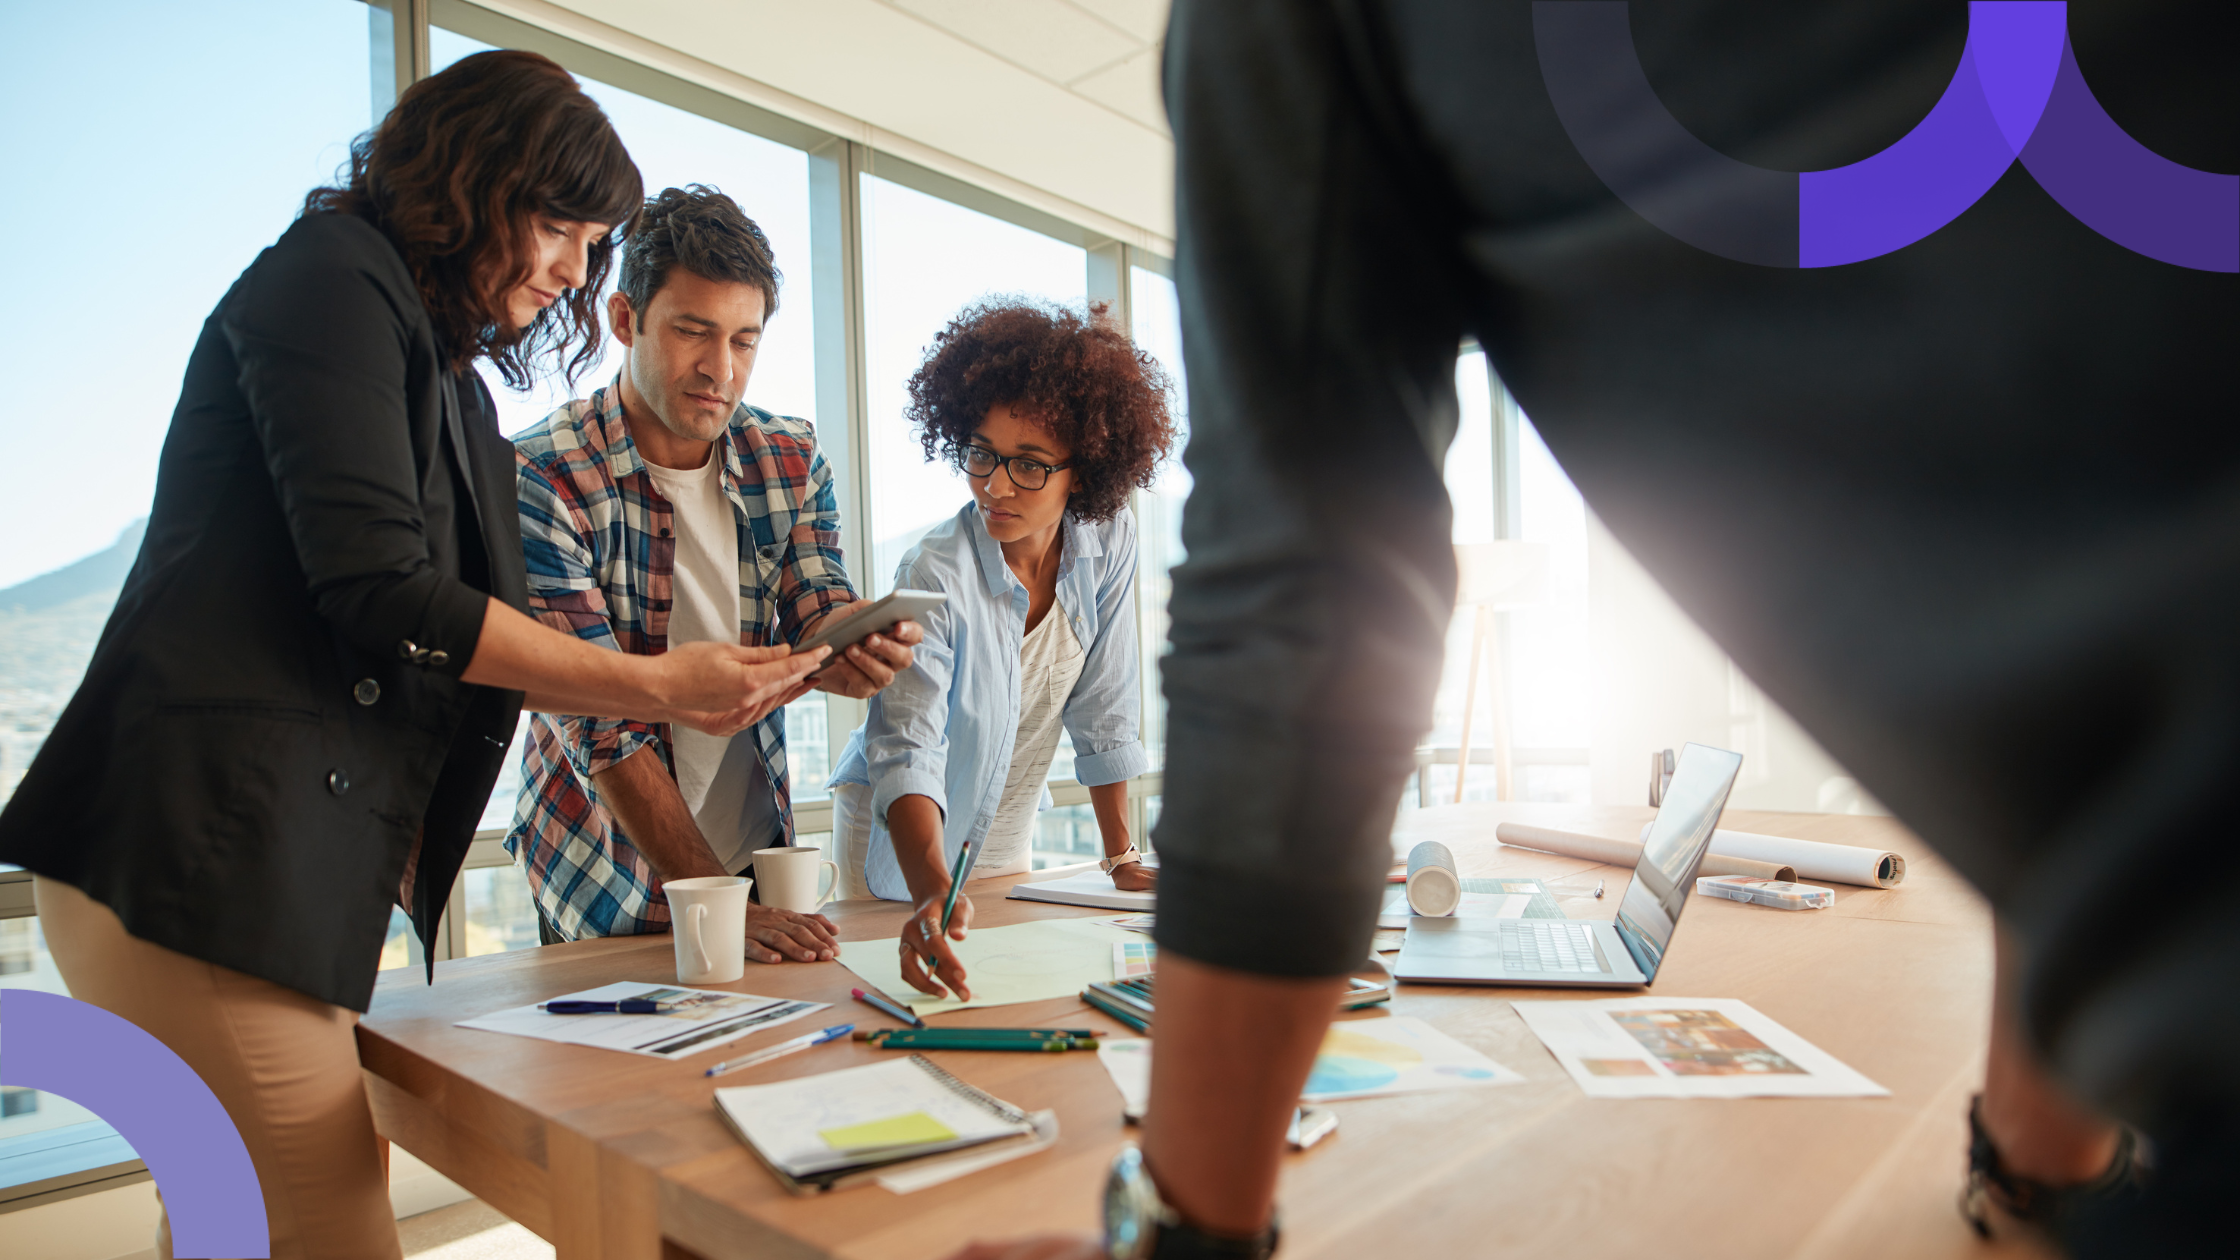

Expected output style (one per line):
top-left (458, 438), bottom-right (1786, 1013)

top-left (941, 1235), bottom-right (1101, 1260)
top-left (813, 619), bottom-right (924, 699)
top-left (899, 891), bottom-right (974, 1000)
top-left (743, 905), bottom-right (839, 964)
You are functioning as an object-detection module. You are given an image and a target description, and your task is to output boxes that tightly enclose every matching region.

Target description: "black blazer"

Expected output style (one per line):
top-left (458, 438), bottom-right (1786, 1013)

top-left (0, 212), bottom-right (527, 1011)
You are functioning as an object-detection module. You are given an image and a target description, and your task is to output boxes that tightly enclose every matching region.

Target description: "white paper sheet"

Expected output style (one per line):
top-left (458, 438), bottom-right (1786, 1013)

top-left (1512, 997), bottom-right (1888, 1098)
top-left (1097, 1038), bottom-right (1153, 1120)
top-left (1004, 869), bottom-right (1155, 911)
top-left (456, 982), bottom-right (827, 1059)
top-left (840, 917), bottom-right (1142, 1015)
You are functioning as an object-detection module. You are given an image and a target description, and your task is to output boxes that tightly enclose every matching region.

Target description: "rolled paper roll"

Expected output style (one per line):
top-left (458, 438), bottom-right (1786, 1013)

top-left (1696, 854), bottom-right (1796, 882)
top-left (1404, 840), bottom-right (1461, 916)
top-left (1493, 822), bottom-right (1906, 889)
top-left (1492, 823), bottom-right (1641, 867)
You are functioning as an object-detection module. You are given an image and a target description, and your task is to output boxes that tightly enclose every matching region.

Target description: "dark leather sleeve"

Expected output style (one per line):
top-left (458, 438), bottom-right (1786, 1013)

top-left (220, 217), bottom-right (489, 677)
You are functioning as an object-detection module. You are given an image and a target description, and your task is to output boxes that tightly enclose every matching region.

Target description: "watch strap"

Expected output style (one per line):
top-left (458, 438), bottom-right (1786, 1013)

top-left (1101, 845), bottom-right (1143, 874)
top-left (1148, 1218), bottom-right (1280, 1260)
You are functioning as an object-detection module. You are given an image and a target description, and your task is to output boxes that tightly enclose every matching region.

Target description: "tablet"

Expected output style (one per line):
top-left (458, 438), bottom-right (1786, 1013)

top-left (792, 589), bottom-right (946, 659)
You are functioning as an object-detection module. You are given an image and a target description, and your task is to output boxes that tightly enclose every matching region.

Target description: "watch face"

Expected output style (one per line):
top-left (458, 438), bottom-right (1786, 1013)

top-left (1103, 1146), bottom-right (1153, 1260)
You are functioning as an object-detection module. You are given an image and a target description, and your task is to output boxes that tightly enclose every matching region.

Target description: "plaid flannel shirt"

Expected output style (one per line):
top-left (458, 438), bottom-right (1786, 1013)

top-left (506, 377), bottom-right (854, 939)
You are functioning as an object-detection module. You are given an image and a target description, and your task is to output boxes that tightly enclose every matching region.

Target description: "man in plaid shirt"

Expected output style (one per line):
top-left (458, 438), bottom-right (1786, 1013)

top-left (509, 186), bottom-right (919, 957)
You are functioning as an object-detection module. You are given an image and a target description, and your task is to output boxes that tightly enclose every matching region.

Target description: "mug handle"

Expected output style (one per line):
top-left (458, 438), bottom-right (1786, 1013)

top-left (816, 860), bottom-right (838, 908)
top-left (684, 903), bottom-right (710, 977)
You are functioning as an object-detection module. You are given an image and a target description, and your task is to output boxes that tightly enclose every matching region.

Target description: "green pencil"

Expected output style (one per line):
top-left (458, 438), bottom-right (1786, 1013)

top-left (922, 840), bottom-right (974, 967)
top-left (857, 1028), bottom-right (1097, 1041)
top-left (870, 1036), bottom-right (1097, 1052)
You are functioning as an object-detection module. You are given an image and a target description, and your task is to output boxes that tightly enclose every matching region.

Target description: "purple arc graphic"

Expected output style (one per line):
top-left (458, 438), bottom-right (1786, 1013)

top-left (1533, 1), bottom-right (2238, 272)
top-left (0, 988), bottom-right (269, 1258)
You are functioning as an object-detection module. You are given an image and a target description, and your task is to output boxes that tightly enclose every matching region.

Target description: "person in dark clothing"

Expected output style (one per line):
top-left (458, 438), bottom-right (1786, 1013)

top-left (945, 4), bottom-right (2234, 1259)
top-left (0, 51), bottom-right (831, 1260)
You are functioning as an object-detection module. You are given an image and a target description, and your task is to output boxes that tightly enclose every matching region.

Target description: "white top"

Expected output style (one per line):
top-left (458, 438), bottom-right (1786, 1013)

top-left (641, 451), bottom-right (779, 874)
top-left (973, 609), bottom-right (1086, 878)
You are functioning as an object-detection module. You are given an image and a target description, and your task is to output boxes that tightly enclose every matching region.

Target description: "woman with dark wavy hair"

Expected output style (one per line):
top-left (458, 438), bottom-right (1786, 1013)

top-left (828, 298), bottom-right (1177, 1001)
top-left (0, 51), bottom-right (829, 1259)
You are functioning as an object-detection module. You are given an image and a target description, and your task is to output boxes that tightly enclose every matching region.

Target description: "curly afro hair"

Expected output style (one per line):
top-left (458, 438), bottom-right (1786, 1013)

top-left (906, 298), bottom-right (1177, 524)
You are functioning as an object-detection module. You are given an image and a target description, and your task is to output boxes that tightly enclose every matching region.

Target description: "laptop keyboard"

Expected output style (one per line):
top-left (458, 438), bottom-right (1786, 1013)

top-left (1501, 921), bottom-right (1608, 973)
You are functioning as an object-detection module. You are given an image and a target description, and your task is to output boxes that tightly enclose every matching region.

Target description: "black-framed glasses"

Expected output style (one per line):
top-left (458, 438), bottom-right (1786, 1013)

top-left (959, 444), bottom-right (1070, 491)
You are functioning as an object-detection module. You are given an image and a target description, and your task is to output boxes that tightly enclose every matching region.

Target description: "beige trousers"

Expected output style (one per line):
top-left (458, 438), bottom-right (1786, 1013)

top-left (33, 877), bottom-right (403, 1260)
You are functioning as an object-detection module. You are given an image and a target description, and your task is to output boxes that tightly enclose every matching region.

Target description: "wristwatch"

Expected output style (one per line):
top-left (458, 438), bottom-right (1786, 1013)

top-left (1100, 845), bottom-right (1144, 874)
top-left (1104, 1146), bottom-right (1279, 1260)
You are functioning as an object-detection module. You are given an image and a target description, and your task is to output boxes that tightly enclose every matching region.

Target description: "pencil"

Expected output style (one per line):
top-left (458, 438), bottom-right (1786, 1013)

top-left (855, 1028), bottom-right (1097, 1041)
top-left (923, 840), bottom-right (974, 967)
top-left (851, 987), bottom-right (926, 1029)
top-left (869, 1036), bottom-right (1097, 1052)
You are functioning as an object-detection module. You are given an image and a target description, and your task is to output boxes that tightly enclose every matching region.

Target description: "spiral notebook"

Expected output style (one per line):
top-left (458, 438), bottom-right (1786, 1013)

top-left (714, 1054), bottom-right (1041, 1194)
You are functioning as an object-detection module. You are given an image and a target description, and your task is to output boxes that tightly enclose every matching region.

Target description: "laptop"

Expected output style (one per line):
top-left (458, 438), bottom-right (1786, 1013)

top-left (1392, 742), bottom-right (1744, 988)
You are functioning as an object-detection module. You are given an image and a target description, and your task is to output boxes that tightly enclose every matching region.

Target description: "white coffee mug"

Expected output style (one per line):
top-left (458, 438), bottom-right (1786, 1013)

top-left (665, 875), bottom-right (750, 984)
top-left (753, 846), bottom-right (839, 913)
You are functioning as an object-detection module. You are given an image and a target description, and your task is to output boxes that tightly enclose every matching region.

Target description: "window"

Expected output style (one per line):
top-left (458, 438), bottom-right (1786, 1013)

top-left (858, 172), bottom-right (1089, 596)
top-left (1129, 265), bottom-right (1187, 770)
top-left (0, 0), bottom-right (376, 1201)
top-left (1508, 410), bottom-right (1592, 801)
top-left (0, 0), bottom-right (375, 814)
top-left (431, 27), bottom-right (832, 822)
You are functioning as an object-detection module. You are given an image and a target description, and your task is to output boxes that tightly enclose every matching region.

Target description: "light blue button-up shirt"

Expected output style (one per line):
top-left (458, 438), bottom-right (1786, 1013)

top-left (828, 502), bottom-right (1150, 900)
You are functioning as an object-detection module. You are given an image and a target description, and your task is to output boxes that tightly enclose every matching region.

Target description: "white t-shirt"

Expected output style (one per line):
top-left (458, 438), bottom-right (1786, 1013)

top-left (975, 610), bottom-right (1086, 877)
top-left (640, 451), bottom-right (781, 874)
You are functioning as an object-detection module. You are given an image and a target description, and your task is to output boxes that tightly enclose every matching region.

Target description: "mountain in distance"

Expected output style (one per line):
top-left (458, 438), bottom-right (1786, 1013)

top-left (0, 519), bottom-right (147, 614)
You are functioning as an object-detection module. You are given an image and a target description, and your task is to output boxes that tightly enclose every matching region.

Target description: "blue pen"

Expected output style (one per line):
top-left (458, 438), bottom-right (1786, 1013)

top-left (705, 1024), bottom-right (855, 1078)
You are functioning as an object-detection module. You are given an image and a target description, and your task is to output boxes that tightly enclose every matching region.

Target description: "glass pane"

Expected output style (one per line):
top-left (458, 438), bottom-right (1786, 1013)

top-left (1510, 410), bottom-right (1592, 802)
top-left (461, 865), bottom-right (542, 957)
top-left (1028, 803), bottom-right (1102, 870)
top-left (0, 916), bottom-right (120, 1168)
top-left (0, 0), bottom-right (373, 812)
top-left (1129, 267), bottom-right (1186, 770)
top-left (432, 28), bottom-right (833, 812)
top-left (379, 904), bottom-right (427, 972)
top-left (860, 174), bottom-right (1088, 597)
top-left (1421, 350), bottom-right (1501, 805)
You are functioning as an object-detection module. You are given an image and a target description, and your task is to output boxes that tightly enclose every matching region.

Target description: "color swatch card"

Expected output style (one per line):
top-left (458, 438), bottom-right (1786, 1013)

top-left (1511, 997), bottom-right (1888, 1099)
top-left (1300, 1016), bottom-right (1524, 1101)
top-left (1113, 940), bottom-right (1156, 979)
top-left (457, 983), bottom-right (827, 1059)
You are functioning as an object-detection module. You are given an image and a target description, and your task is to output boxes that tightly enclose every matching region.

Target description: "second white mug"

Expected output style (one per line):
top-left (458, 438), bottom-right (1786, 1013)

top-left (753, 846), bottom-right (839, 913)
top-left (665, 875), bottom-right (750, 984)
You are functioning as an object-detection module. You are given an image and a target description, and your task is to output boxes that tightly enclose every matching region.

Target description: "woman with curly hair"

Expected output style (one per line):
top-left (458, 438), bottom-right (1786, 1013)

top-left (828, 298), bottom-right (1177, 1000)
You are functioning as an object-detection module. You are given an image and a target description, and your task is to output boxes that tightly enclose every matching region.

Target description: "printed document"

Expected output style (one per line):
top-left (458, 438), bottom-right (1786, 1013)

top-left (1512, 997), bottom-right (1887, 1098)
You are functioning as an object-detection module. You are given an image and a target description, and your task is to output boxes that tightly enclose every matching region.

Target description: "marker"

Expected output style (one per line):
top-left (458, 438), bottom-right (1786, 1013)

top-left (852, 987), bottom-right (926, 1029)
top-left (923, 841), bottom-right (975, 967)
top-left (705, 1024), bottom-right (854, 1078)
top-left (856, 1028), bottom-right (1097, 1041)
top-left (541, 998), bottom-right (674, 1015)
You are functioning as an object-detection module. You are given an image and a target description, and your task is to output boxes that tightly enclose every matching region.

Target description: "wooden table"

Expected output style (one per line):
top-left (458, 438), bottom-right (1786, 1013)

top-left (358, 804), bottom-right (2051, 1260)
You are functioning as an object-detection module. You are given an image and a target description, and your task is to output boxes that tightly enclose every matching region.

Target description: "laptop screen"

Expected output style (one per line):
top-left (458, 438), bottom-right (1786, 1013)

top-left (1612, 743), bottom-right (1744, 980)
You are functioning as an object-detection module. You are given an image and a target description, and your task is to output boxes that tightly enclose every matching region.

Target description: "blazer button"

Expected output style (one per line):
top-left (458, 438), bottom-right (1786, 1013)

top-left (397, 640), bottom-right (418, 660)
top-left (427, 650), bottom-right (450, 667)
top-left (327, 769), bottom-right (351, 796)
top-left (353, 679), bottom-right (381, 705)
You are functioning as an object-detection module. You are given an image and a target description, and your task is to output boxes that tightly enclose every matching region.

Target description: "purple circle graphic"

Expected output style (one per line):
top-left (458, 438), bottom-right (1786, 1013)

top-left (1534, 1), bottom-right (2238, 272)
top-left (0, 988), bottom-right (269, 1258)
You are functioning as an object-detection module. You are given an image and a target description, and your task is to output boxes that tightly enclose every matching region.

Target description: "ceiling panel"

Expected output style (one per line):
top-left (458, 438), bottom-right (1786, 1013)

top-left (538, 0), bottom-right (1175, 239)
top-left (1069, 44), bottom-right (1165, 133)
top-left (891, 0), bottom-right (1142, 85)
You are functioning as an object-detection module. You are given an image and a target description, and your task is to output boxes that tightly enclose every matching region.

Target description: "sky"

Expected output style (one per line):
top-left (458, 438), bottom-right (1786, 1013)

top-left (0, 0), bottom-right (376, 589)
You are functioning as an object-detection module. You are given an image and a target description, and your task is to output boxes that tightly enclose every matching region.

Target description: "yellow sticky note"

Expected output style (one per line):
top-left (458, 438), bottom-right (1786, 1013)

top-left (818, 1110), bottom-right (957, 1153)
